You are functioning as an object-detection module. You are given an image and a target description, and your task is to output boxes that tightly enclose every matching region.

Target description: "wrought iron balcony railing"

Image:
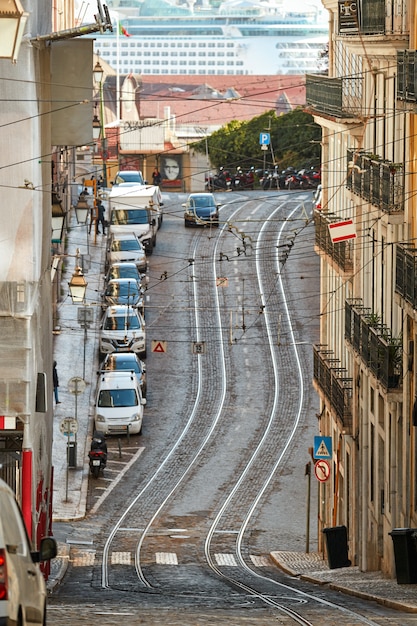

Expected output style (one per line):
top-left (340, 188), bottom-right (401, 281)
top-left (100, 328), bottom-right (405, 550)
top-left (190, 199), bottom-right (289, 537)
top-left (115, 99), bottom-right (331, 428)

top-left (339, 0), bottom-right (408, 36)
top-left (313, 345), bottom-right (353, 432)
top-left (397, 51), bottom-right (417, 102)
top-left (395, 243), bottom-right (417, 309)
top-left (306, 74), bottom-right (363, 118)
top-left (346, 150), bottom-right (404, 213)
top-left (315, 210), bottom-right (354, 272)
top-left (345, 300), bottom-right (403, 389)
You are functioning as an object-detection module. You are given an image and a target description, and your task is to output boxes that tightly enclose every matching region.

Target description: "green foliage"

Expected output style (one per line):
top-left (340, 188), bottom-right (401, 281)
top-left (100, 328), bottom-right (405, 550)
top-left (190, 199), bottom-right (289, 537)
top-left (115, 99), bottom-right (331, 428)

top-left (192, 107), bottom-right (321, 171)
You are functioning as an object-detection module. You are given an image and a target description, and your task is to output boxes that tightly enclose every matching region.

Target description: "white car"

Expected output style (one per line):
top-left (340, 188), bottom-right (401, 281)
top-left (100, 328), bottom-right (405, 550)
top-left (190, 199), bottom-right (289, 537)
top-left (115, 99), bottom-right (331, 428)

top-left (100, 305), bottom-right (146, 358)
top-left (0, 478), bottom-right (57, 625)
top-left (94, 371), bottom-right (146, 435)
top-left (106, 233), bottom-right (148, 272)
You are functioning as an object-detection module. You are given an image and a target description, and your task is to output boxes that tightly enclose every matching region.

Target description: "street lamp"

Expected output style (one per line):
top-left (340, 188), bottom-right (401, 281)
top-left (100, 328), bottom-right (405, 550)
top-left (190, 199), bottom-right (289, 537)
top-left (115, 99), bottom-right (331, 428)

top-left (51, 193), bottom-right (66, 244)
top-left (93, 60), bottom-right (108, 187)
top-left (0, 0), bottom-right (29, 62)
top-left (68, 266), bottom-right (87, 304)
top-left (75, 197), bottom-right (89, 224)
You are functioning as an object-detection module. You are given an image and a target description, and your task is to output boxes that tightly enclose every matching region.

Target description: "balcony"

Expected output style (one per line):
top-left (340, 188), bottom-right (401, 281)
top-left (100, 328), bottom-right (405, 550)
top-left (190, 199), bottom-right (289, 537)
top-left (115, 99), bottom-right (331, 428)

top-left (306, 74), bottom-right (363, 119)
top-left (313, 345), bottom-right (353, 432)
top-left (395, 243), bottom-right (417, 309)
top-left (346, 150), bottom-right (404, 214)
top-left (338, 0), bottom-right (408, 36)
top-left (314, 210), bottom-right (354, 272)
top-left (345, 300), bottom-right (403, 390)
top-left (397, 51), bottom-right (417, 103)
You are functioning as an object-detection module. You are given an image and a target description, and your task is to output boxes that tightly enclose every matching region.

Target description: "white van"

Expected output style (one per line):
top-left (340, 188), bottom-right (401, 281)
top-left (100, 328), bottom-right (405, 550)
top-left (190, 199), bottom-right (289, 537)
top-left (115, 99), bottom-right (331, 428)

top-left (94, 371), bottom-right (146, 435)
top-left (0, 478), bottom-right (57, 625)
top-left (108, 184), bottom-right (163, 254)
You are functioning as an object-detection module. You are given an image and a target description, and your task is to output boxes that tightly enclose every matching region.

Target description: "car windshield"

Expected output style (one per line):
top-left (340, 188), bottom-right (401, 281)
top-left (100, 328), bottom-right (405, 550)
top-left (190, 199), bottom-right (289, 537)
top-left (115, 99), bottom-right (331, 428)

top-left (104, 358), bottom-right (141, 374)
top-left (191, 196), bottom-right (214, 208)
top-left (106, 283), bottom-right (140, 297)
top-left (111, 209), bottom-right (149, 225)
top-left (98, 388), bottom-right (138, 408)
top-left (104, 314), bottom-right (141, 330)
top-left (115, 171), bottom-right (144, 184)
top-left (111, 239), bottom-right (142, 252)
top-left (108, 267), bottom-right (140, 281)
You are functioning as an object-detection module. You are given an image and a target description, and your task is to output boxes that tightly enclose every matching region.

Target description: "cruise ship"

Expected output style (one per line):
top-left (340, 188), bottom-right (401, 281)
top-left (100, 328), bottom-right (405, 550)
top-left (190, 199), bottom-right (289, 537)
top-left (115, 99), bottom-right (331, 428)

top-left (88, 0), bottom-right (328, 76)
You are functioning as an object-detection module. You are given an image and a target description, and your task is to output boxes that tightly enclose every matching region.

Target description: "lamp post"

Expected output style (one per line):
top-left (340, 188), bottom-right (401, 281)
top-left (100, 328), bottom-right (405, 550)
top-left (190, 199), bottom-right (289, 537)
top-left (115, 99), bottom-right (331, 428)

top-left (75, 196), bottom-right (90, 255)
top-left (0, 0), bottom-right (29, 62)
top-left (93, 61), bottom-right (108, 188)
top-left (68, 251), bottom-right (87, 304)
top-left (51, 193), bottom-right (66, 244)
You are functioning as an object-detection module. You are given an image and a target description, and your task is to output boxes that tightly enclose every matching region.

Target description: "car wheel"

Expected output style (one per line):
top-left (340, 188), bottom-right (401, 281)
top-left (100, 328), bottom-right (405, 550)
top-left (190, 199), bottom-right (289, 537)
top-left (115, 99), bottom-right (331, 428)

top-left (184, 220), bottom-right (189, 227)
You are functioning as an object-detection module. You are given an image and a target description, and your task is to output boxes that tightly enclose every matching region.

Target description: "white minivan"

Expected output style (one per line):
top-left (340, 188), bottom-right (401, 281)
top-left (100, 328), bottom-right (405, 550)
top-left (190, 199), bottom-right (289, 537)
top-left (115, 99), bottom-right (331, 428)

top-left (94, 371), bottom-right (146, 435)
top-left (0, 478), bottom-right (57, 625)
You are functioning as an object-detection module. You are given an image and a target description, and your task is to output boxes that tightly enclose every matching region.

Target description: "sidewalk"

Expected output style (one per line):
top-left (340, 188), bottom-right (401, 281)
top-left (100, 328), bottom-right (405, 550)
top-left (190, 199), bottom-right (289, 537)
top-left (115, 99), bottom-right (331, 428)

top-left (48, 210), bottom-right (417, 613)
top-left (270, 551), bottom-right (417, 613)
top-left (51, 206), bottom-right (106, 522)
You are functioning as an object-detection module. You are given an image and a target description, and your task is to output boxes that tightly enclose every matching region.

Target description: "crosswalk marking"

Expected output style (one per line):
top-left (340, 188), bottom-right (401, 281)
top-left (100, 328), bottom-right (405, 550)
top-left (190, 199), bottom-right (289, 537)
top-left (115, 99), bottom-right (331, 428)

top-left (215, 553), bottom-right (237, 566)
top-left (155, 552), bottom-right (178, 565)
top-left (250, 555), bottom-right (270, 567)
top-left (72, 551), bottom-right (96, 567)
top-left (111, 552), bottom-right (131, 565)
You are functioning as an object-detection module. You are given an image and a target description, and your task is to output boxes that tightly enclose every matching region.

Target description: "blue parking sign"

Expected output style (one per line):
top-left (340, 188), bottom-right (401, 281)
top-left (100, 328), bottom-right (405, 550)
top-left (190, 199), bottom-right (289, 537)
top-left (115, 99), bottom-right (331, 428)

top-left (259, 132), bottom-right (270, 146)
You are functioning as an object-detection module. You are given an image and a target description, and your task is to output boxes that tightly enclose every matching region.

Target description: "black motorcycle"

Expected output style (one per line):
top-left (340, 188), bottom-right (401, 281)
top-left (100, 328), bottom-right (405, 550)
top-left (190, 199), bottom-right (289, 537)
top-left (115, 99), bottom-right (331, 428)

top-left (88, 431), bottom-right (107, 478)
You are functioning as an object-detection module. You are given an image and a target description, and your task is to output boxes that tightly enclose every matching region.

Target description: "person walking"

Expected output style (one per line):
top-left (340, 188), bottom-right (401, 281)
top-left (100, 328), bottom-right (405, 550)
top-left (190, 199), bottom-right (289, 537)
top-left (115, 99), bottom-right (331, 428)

top-left (53, 361), bottom-right (61, 404)
top-left (152, 167), bottom-right (162, 185)
top-left (96, 199), bottom-right (106, 235)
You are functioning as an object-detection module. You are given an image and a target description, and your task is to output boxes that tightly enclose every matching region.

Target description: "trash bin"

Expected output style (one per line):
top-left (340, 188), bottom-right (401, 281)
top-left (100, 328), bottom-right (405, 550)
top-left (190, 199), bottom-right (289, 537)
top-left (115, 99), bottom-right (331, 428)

top-left (389, 528), bottom-right (417, 584)
top-left (323, 525), bottom-right (351, 569)
top-left (68, 441), bottom-right (77, 468)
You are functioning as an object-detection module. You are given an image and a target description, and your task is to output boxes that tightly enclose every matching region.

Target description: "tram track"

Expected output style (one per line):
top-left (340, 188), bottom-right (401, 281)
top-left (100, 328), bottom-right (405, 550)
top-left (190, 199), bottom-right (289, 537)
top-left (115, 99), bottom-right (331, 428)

top-left (95, 192), bottom-right (383, 625)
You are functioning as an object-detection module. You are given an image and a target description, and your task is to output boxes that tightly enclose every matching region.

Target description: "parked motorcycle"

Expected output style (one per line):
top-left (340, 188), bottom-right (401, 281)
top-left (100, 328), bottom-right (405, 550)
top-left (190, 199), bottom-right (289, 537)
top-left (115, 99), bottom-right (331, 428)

top-left (205, 167), bottom-right (232, 191)
top-left (88, 431), bottom-right (107, 478)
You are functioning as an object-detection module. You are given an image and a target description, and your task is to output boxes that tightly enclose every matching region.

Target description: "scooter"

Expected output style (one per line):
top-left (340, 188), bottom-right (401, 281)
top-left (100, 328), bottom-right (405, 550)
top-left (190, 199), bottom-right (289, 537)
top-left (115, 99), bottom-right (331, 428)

top-left (88, 431), bottom-right (107, 478)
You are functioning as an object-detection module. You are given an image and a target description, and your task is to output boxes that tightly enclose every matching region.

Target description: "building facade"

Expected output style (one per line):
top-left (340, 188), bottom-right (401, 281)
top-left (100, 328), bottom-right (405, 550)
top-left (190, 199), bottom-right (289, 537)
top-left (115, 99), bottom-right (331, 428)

top-left (306, 0), bottom-right (415, 575)
top-left (0, 1), bottom-right (100, 569)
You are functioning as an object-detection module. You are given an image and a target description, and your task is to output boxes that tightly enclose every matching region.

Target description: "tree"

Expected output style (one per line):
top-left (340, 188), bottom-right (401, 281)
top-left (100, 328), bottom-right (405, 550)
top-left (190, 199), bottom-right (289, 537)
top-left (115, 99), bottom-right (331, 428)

top-left (192, 108), bottom-right (321, 172)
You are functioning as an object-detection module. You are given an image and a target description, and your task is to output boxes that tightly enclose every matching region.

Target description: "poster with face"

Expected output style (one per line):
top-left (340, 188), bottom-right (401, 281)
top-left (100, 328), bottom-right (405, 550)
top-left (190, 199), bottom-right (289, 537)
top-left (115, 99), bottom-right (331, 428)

top-left (162, 155), bottom-right (181, 187)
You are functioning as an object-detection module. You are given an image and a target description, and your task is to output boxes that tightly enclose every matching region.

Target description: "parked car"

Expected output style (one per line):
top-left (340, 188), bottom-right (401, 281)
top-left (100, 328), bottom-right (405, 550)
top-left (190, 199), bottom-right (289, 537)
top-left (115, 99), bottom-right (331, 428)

top-left (106, 233), bottom-right (148, 273)
top-left (105, 262), bottom-right (149, 290)
top-left (100, 305), bottom-right (146, 358)
top-left (94, 371), bottom-right (146, 435)
top-left (100, 352), bottom-right (147, 397)
top-left (183, 193), bottom-right (220, 227)
top-left (0, 478), bottom-right (57, 626)
top-left (112, 170), bottom-right (145, 186)
top-left (101, 278), bottom-right (145, 315)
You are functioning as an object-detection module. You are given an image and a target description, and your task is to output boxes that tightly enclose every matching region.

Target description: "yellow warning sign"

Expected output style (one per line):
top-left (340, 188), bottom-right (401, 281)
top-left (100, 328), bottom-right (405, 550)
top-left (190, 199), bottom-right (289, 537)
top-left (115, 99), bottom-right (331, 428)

top-left (152, 340), bottom-right (167, 353)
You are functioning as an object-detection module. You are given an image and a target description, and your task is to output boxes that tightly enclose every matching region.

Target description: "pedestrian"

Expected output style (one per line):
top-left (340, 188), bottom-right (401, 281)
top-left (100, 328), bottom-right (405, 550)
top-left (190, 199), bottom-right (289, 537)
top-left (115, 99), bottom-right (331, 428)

top-left (80, 187), bottom-right (89, 197)
top-left (96, 199), bottom-right (106, 235)
top-left (53, 361), bottom-right (61, 404)
top-left (152, 167), bottom-right (162, 185)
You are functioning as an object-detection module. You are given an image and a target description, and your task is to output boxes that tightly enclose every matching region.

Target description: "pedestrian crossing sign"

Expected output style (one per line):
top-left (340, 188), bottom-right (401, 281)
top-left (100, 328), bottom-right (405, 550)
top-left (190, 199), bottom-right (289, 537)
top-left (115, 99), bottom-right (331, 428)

top-left (313, 436), bottom-right (332, 459)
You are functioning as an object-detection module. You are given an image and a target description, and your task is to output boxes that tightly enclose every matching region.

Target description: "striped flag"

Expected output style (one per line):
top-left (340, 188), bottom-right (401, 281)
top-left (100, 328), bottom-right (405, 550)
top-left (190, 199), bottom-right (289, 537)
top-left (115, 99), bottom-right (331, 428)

top-left (119, 22), bottom-right (131, 37)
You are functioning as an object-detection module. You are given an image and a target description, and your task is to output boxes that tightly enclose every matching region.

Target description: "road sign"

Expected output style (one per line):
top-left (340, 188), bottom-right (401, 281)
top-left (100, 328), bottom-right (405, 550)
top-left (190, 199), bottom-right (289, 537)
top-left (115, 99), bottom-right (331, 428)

top-left (68, 377), bottom-right (86, 395)
top-left (328, 219), bottom-right (357, 243)
top-left (192, 341), bottom-right (206, 355)
top-left (314, 435), bottom-right (332, 459)
top-left (314, 459), bottom-right (330, 482)
top-left (59, 417), bottom-right (78, 436)
top-left (152, 340), bottom-right (167, 353)
top-left (259, 132), bottom-right (270, 146)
